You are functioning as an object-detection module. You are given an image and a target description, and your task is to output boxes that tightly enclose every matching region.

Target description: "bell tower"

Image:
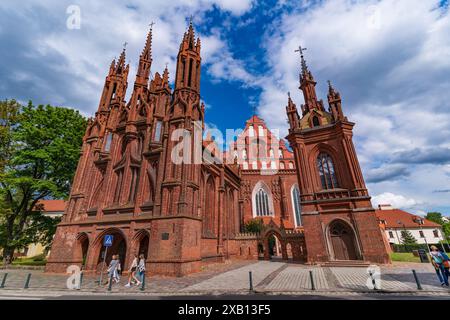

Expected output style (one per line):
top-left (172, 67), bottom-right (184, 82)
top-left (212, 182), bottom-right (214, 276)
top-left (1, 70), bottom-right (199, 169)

top-left (149, 20), bottom-right (204, 276)
top-left (286, 47), bottom-right (390, 265)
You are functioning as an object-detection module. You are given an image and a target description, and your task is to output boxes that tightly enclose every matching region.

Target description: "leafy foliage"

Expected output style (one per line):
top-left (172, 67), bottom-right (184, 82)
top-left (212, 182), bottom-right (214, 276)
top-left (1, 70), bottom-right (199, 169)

top-left (425, 212), bottom-right (444, 225)
top-left (243, 219), bottom-right (264, 233)
top-left (425, 211), bottom-right (450, 240)
top-left (0, 100), bottom-right (87, 264)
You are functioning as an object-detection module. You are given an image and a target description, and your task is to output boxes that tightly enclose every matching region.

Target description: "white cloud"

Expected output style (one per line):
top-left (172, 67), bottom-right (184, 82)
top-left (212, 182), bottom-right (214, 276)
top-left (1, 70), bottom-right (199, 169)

top-left (0, 0), bottom-right (255, 114)
top-left (372, 192), bottom-right (421, 210)
top-left (256, 0), bottom-right (450, 211)
top-left (201, 31), bottom-right (257, 84)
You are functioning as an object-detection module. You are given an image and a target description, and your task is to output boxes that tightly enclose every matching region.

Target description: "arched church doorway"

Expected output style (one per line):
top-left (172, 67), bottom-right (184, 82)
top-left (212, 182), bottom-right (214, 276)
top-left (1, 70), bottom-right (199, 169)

top-left (76, 233), bottom-right (89, 269)
top-left (267, 233), bottom-right (284, 260)
top-left (138, 234), bottom-right (149, 259)
top-left (286, 243), bottom-right (293, 260)
top-left (96, 230), bottom-right (127, 271)
top-left (329, 220), bottom-right (358, 261)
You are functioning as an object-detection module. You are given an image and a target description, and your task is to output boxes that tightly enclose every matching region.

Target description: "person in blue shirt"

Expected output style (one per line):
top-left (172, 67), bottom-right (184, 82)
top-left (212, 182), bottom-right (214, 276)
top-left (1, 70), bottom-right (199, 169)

top-left (430, 246), bottom-right (449, 287)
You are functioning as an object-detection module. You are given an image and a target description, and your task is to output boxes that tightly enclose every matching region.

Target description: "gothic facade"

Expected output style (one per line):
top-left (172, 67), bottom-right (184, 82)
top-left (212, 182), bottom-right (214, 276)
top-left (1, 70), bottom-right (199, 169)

top-left (46, 24), bottom-right (389, 277)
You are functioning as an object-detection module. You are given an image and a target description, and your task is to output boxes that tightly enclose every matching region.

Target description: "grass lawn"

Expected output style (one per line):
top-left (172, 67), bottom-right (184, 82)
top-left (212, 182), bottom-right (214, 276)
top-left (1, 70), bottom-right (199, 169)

top-left (12, 254), bottom-right (47, 266)
top-left (390, 252), bottom-right (422, 263)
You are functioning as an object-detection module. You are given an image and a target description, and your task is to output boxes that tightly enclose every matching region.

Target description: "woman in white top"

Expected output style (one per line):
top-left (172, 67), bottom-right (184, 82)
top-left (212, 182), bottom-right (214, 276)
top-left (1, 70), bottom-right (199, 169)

top-left (125, 254), bottom-right (140, 287)
top-left (137, 254), bottom-right (146, 284)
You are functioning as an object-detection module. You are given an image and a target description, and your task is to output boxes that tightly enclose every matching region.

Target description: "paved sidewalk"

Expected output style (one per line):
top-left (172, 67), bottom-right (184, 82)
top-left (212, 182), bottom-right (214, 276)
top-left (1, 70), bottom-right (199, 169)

top-left (180, 261), bottom-right (285, 292)
top-left (263, 266), bottom-right (328, 291)
top-left (1, 261), bottom-right (449, 296)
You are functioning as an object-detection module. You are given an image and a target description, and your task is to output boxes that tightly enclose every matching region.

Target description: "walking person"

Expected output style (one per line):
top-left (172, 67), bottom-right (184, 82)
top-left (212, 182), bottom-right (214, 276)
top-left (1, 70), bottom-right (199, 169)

top-left (125, 254), bottom-right (140, 288)
top-left (106, 254), bottom-right (119, 286)
top-left (430, 245), bottom-right (449, 287)
top-left (137, 253), bottom-right (146, 286)
top-left (440, 248), bottom-right (450, 279)
top-left (114, 255), bottom-right (122, 283)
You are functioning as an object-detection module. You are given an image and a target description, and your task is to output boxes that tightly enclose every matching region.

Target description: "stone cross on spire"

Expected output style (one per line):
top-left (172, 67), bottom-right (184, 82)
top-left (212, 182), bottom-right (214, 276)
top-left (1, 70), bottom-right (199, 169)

top-left (295, 45), bottom-right (308, 75)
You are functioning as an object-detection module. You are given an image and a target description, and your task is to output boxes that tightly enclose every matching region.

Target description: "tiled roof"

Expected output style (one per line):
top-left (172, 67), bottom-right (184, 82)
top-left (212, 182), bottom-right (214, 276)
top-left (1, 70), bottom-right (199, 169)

top-left (35, 200), bottom-right (66, 212)
top-left (375, 209), bottom-right (441, 229)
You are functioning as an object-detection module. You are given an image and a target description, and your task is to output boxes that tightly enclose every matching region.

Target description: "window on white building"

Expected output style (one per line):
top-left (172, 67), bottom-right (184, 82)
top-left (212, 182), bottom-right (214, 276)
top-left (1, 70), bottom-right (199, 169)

top-left (419, 231), bottom-right (425, 238)
top-left (389, 231), bottom-right (394, 239)
top-left (433, 230), bottom-right (440, 238)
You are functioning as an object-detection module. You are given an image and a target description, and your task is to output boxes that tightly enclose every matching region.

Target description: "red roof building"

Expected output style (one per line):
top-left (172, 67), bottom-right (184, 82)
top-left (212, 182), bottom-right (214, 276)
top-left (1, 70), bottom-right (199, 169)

top-left (375, 204), bottom-right (444, 246)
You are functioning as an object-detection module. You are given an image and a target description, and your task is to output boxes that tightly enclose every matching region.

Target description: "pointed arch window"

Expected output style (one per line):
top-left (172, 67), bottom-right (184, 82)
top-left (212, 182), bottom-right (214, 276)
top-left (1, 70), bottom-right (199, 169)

top-left (317, 153), bottom-right (339, 190)
top-left (256, 188), bottom-right (270, 216)
top-left (154, 121), bottom-right (162, 142)
top-left (312, 116), bottom-right (320, 127)
top-left (104, 132), bottom-right (113, 152)
top-left (291, 185), bottom-right (302, 227)
top-left (258, 125), bottom-right (265, 136)
top-left (248, 125), bottom-right (255, 137)
top-left (269, 149), bottom-right (274, 158)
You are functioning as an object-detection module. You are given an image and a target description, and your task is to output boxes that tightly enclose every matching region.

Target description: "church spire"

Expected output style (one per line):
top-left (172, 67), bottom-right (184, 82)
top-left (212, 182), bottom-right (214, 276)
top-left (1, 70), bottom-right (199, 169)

top-left (116, 45), bottom-right (127, 74)
top-left (98, 46), bottom-right (129, 112)
top-left (174, 18), bottom-right (201, 92)
top-left (136, 23), bottom-right (154, 85)
top-left (327, 80), bottom-right (345, 122)
top-left (286, 92), bottom-right (300, 130)
top-left (295, 45), bottom-right (322, 114)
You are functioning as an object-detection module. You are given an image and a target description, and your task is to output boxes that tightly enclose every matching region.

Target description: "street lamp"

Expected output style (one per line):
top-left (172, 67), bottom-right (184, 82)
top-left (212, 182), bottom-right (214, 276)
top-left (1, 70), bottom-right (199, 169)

top-left (413, 216), bottom-right (432, 255)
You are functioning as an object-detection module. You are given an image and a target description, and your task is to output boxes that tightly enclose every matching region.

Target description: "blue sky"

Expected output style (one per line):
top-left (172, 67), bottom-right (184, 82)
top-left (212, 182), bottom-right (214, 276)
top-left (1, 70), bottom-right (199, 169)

top-left (0, 0), bottom-right (450, 215)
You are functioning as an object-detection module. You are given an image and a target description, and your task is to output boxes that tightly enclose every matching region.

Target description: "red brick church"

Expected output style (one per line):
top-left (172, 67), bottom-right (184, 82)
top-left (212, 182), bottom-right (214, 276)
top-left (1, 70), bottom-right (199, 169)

top-left (46, 23), bottom-right (390, 276)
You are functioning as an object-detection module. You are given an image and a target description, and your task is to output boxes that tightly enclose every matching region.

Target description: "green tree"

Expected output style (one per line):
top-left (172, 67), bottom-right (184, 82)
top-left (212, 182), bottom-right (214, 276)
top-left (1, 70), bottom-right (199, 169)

top-left (425, 212), bottom-right (444, 225)
top-left (443, 223), bottom-right (450, 241)
top-left (0, 101), bottom-right (87, 264)
top-left (400, 230), bottom-right (418, 245)
top-left (243, 219), bottom-right (264, 233)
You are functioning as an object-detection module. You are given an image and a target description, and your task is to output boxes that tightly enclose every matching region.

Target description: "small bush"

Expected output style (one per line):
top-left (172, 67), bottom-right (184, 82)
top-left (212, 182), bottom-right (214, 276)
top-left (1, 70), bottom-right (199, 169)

top-left (32, 254), bottom-right (46, 262)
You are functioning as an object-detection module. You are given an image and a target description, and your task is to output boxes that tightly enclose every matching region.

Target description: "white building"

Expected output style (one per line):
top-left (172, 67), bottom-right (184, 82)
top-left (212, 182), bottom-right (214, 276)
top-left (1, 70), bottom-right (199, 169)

top-left (376, 204), bottom-right (445, 246)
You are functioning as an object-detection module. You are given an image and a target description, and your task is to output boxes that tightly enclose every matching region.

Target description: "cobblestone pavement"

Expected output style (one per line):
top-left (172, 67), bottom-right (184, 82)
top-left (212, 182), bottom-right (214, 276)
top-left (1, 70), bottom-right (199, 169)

top-left (180, 261), bottom-right (285, 292)
top-left (1, 261), bottom-right (450, 296)
top-left (263, 266), bottom-right (328, 291)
